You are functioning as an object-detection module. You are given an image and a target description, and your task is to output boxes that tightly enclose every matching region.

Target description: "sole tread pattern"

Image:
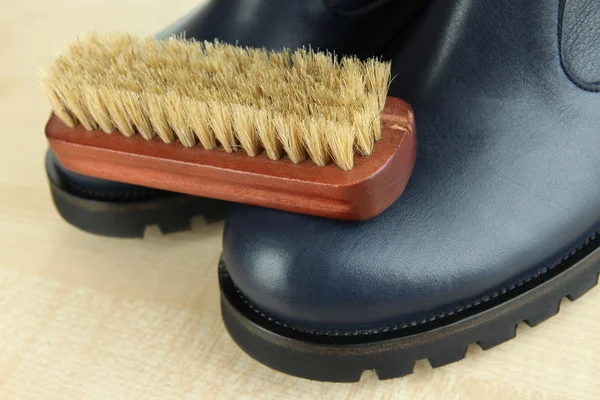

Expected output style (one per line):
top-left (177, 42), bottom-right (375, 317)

top-left (49, 178), bottom-right (228, 238)
top-left (220, 250), bottom-right (600, 382)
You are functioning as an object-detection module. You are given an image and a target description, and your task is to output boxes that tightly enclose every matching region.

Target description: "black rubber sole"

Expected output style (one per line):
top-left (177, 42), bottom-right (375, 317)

top-left (219, 235), bottom-right (600, 382)
top-left (49, 179), bottom-right (227, 237)
top-left (46, 152), bottom-right (228, 238)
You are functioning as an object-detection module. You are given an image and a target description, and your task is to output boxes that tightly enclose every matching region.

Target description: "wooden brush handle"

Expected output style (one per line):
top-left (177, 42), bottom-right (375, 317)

top-left (46, 96), bottom-right (416, 220)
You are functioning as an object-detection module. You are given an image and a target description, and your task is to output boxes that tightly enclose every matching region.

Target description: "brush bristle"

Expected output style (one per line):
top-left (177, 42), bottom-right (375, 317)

top-left (41, 33), bottom-right (391, 170)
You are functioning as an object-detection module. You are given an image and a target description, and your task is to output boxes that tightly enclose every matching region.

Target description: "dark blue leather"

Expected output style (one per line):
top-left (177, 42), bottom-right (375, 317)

top-left (48, 151), bottom-right (161, 200)
top-left (158, 0), bottom-right (426, 59)
top-left (560, 0), bottom-right (600, 90)
top-left (50, 0), bottom-right (426, 201)
top-left (222, 0), bottom-right (600, 332)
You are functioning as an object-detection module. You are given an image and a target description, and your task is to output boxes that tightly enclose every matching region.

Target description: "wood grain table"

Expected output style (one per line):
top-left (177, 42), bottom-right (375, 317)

top-left (0, 1), bottom-right (598, 399)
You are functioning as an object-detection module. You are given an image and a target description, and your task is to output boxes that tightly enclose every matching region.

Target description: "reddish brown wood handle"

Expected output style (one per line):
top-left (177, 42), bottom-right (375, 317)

top-left (46, 96), bottom-right (416, 220)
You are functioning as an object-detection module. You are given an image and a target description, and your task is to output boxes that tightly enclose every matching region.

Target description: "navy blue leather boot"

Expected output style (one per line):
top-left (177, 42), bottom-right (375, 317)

top-left (220, 0), bottom-right (600, 381)
top-left (46, 0), bottom-right (427, 237)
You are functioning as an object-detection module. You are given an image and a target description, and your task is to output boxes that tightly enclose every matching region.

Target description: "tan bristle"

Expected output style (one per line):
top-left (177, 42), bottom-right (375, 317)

top-left (144, 93), bottom-right (175, 142)
top-left (302, 119), bottom-right (329, 167)
top-left (186, 100), bottom-right (216, 150)
top-left (232, 104), bottom-right (261, 157)
top-left (83, 85), bottom-right (115, 134)
top-left (40, 32), bottom-right (391, 170)
top-left (120, 91), bottom-right (154, 140)
top-left (209, 102), bottom-right (236, 153)
top-left (275, 114), bottom-right (306, 164)
top-left (327, 119), bottom-right (355, 171)
top-left (41, 79), bottom-right (76, 128)
top-left (55, 82), bottom-right (97, 131)
top-left (166, 91), bottom-right (196, 147)
top-left (255, 109), bottom-right (282, 160)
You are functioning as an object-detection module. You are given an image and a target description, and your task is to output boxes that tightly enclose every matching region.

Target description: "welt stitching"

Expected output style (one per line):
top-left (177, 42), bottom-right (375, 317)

top-left (225, 231), bottom-right (598, 337)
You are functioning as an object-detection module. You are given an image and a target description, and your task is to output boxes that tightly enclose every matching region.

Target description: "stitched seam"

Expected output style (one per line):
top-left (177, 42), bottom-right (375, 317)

top-left (557, 0), bottom-right (600, 93)
top-left (225, 231), bottom-right (598, 337)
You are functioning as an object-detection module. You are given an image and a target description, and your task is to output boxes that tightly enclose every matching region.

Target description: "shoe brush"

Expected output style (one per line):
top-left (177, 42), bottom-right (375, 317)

top-left (42, 33), bottom-right (416, 220)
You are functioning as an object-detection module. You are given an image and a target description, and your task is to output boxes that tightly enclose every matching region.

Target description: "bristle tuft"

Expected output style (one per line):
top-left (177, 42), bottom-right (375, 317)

top-left (209, 102), bottom-right (236, 153)
top-left (232, 105), bottom-right (260, 157)
top-left (302, 119), bottom-right (329, 167)
top-left (41, 32), bottom-right (391, 170)
top-left (255, 109), bottom-right (282, 160)
top-left (327, 120), bottom-right (355, 172)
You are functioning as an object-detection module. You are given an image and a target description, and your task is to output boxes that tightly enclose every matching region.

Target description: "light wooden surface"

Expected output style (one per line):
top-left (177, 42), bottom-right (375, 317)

top-left (1, 1), bottom-right (599, 399)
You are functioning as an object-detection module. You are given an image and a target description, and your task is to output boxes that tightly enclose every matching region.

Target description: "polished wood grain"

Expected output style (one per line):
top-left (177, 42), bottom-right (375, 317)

top-left (0, 1), bottom-right (599, 399)
top-left (46, 97), bottom-right (416, 220)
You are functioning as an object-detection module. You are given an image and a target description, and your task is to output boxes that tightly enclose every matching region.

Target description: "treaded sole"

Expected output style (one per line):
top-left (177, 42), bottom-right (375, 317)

top-left (219, 241), bottom-right (600, 382)
top-left (49, 179), bottom-right (227, 237)
top-left (46, 151), bottom-right (228, 237)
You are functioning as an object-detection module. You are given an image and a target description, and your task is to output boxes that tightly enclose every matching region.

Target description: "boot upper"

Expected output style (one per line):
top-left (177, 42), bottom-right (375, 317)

top-left (222, 0), bottom-right (600, 332)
